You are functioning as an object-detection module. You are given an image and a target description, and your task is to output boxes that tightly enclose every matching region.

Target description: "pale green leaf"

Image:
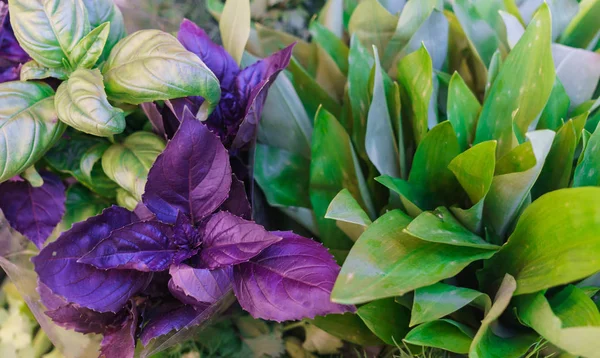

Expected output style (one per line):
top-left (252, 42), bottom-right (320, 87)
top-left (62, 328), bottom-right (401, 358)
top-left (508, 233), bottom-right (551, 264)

top-left (325, 189), bottom-right (372, 242)
top-left (220, 0), bottom-right (250, 65)
top-left (559, 0), bottom-right (600, 49)
top-left (318, 0), bottom-right (344, 38)
top-left (405, 319), bottom-right (475, 354)
top-left (19, 60), bottom-right (69, 81)
top-left (302, 324), bottom-right (343, 355)
top-left (69, 22), bottom-right (110, 69)
top-left (81, 0), bottom-right (126, 60)
top-left (348, 0), bottom-right (398, 59)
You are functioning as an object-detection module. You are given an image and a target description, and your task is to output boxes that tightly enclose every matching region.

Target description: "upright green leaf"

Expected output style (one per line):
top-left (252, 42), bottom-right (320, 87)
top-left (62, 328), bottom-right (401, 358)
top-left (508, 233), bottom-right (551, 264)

top-left (8, 0), bottom-right (90, 68)
top-left (405, 319), bottom-right (475, 354)
top-left (331, 210), bottom-right (496, 304)
top-left (574, 118), bottom-right (600, 186)
top-left (325, 189), bottom-right (372, 242)
top-left (474, 4), bottom-right (555, 158)
top-left (348, 0), bottom-right (398, 59)
top-left (318, 0), bottom-right (344, 38)
top-left (481, 187), bottom-right (600, 295)
top-left (220, 0), bottom-right (250, 65)
top-left (536, 78), bottom-right (570, 131)
top-left (81, 0), bottom-right (126, 60)
top-left (559, 0), bottom-right (600, 49)
top-left (356, 298), bottom-right (411, 345)
top-left (69, 22), bottom-right (110, 69)
top-left (484, 50), bottom-right (502, 99)
top-left (102, 30), bottom-right (221, 115)
top-left (375, 175), bottom-right (433, 218)
top-left (0, 82), bottom-right (65, 182)
top-left (447, 72), bottom-right (481, 151)
top-left (309, 21), bottom-right (349, 75)
top-left (309, 314), bottom-right (383, 346)
top-left (56, 68), bottom-right (125, 137)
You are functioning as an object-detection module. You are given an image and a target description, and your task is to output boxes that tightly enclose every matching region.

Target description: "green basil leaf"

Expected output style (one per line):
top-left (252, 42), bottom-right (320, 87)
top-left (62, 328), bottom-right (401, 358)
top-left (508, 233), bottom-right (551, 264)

top-left (481, 187), bottom-right (600, 295)
top-left (447, 72), bottom-right (481, 151)
top-left (574, 115), bottom-right (600, 186)
top-left (309, 20), bottom-right (349, 75)
top-left (484, 49), bottom-right (502, 99)
top-left (8, 0), bottom-right (90, 68)
top-left (331, 210), bottom-right (496, 304)
top-left (61, 184), bottom-right (110, 230)
top-left (404, 319), bottom-right (475, 354)
top-left (410, 283), bottom-right (491, 327)
top-left (20, 60), bottom-right (69, 81)
top-left (116, 187), bottom-right (139, 211)
top-left (101, 131), bottom-right (165, 200)
top-left (102, 30), bottom-right (221, 114)
top-left (347, 0), bottom-right (398, 59)
top-left (375, 175), bottom-right (433, 217)
top-left (325, 189), bottom-right (372, 242)
top-left (69, 22), bottom-right (110, 69)
top-left (536, 78), bottom-right (570, 131)
top-left (219, 0), bottom-right (250, 65)
top-left (559, 0), bottom-right (600, 49)
top-left (81, 0), bottom-right (126, 60)
top-left (56, 68), bottom-right (125, 137)
top-left (356, 298), bottom-right (411, 345)
top-left (0, 81), bottom-right (65, 182)
top-left (309, 313), bottom-right (384, 346)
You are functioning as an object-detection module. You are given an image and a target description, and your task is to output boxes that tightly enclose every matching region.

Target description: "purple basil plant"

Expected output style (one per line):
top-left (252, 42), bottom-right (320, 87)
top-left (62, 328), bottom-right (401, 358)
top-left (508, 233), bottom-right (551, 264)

top-left (0, 1), bottom-right (28, 82)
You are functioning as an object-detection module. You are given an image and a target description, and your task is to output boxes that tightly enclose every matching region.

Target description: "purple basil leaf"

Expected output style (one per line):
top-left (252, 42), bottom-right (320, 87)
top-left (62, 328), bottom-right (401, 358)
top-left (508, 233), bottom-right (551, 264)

top-left (169, 264), bottom-right (232, 306)
top-left (99, 304), bottom-right (138, 358)
top-left (78, 220), bottom-right (186, 272)
top-left (141, 102), bottom-right (167, 139)
top-left (231, 45), bottom-right (294, 149)
top-left (0, 171), bottom-right (66, 248)
top-left (140, 271), bottom-right (172, 298)
top-left (0, 3), bottom-right (29, 64)
top-left (139, 302), bottom-right (200, 345)
top-left (178, 19), bottom-right (240, 89)
top-left (133, 201), bottom-right (156, 221)
top-left (173, 211), bottom-right (202, 250)
top-left (143, 109), bottom-right (232, 225)
top-left (0, 63), bottom-right (20, 82)
top-left (219, 174), bottom-right (251, 219)
top-left (33, 206), bottom-right (151, 313)
top-left (233, 231), bottom-right (355, 322)
top-left (199, 211), bottom-right (282, 269)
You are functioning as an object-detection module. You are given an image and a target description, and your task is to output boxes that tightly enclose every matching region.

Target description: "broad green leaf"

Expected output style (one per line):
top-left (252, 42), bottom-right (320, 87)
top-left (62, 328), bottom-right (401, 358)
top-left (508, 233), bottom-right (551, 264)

top-left (0, 82), bottom-right (65, 182)
top-left (405, 319), bottom-right (475, 354)
top-left (310, 108), bottom-right (371, 250)
top-left (254, 144), bottom-right (311, 208)
top-left (61, 184), bottom-right (109, 230)
top-left (101, 131), bottom-right (165, 200)
top-left (116, 188), bottom-right (138, 210)
top-left (348, 0), bottom-right (398, 59)
top-left (484, 130), bottom-right (555, 238)
top-left (474, 4), bottom-right (555, 158)
top-left (56, 68), bottom-right (125, 137)
top-left (356, 298), bottom-right (411, 345)
top-left (553, 44), bottom-right (600, 109)
top-left (80, 142), bottom-right (111, 184)
top-left (533, 113), bottom-right (587, 198)
top-left (397, 45), bottom-right (433, 147)
top-left (331, 210), bottom-right (496, 304)
top-left (220, 0), bottom-right (250, 65)
top-left (81, 0), bottom-right (126, 60)
top-left (8, 0), bottom-right (90, 68)
top-left (102, 30), bottom-right (221, 115)
top-left (325, 189), bottom-right (372, 242)
top-left (309, 313), bottom-right (383, 346)
top-left (447, 72), bottom-right (481, 151)
top-left (405, 207), bottom-right (500, 250)
top-left (314, 41), bottom-right (346, 101)
top-left (515, 286), bottom-right (600, 357)
top-left (448, 141), bottom-right (497, 233)
top-left (69, 22), bottom-right (110, 69)
top-left (410, 283), bottom-right (491, 327)
top-left (469, 275), bottom-right (536, 358)
top-left (375, 175), bottom-right (432, 217)
top-left (559, 0), bottom-right (600, 49)
top-left (574, 118), bottom-right (600, 186)
top-left (365, 49), bottom-right (401, 178)
top-left (318, 0), bottom-right (344, 38)
top-left (309, 21), bottom-right (349, 74)
top-left (408, 121), bottom-right (462, 206)
top-left (482, 187), bottom-right (600, 295)
top-left (536, 78), bottom-right (570, 131)
top-left (20, 60), bottom-right (69, 81)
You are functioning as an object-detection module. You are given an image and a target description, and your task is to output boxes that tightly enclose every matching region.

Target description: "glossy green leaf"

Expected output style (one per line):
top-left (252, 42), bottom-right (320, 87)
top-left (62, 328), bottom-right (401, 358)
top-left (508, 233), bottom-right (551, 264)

top-left (469, 275), bottom-right (536, 358)
top-left (356, 298), bottom-right (411, 345)
top-left (81, 0), bottom-right (126, 60)
top-left (447, 72), bottom-right (481, 151)
top-left (56, 68), bottom-right (126, 137)
top-left (220, 0), bottom-right (250, 65)
top-left (8, 0), bottom-right (90, 68)
top-left (331, 210), bottom-right (496, 304)
top-left (101, 131), bottom-right (165, 201)
top-left (20, 60), bottom-right (69, 81)
top-left (474, 4), bottom-right (555, 158)
top-left (254, 144), bottom-right (311, 208)
top-left (325, 189), bottom-right (372, 242)
top-left (69, 22), bottom-right (109, 69)
top-left (397, 45), bottom-right (433, 147)
top-left (536, 78), bottom-right (570, 131)
top-left (405, 319), bottom-right (475, 354)
top-left (309, 313), bottom-right (383, 346)
top-left (0, 82), bottom-right (65, 183)
top-left (318, 0), bottom-right (343, 38)
top-left (314, 40), bottom-right (346, 101)
top-left (366, 49), bottom-right (401, 178)
top-left (515, 286), bottom-right (600, 357)
top-left (80, 142), bottom-right (111, 183)
top-left (574, 117), bottom-right (600, 186)
top-left (61, 184), bottom-right (110, 230)
top-left (484, 130), bottom-right (555, 238)
top-left (288, 58), bottom-right (341, 120)
top-left (448, 141), bottom-right (497, 233)
top-left (347, 0), bottom-right (398, 59)
top-left (102, 30), bottom-right (221, 115)
top-left (310, 108), bottom-right (372, 250)
top-left (375, 175), bottom-right (432, 217)
top-left (484, 49), bottom-right (502, 99)
top-left (481, 187), bottom-right (600, 295)
top-left (411, 283), bottom-right (491, 327)
top-left (309, 21), bottom-right (349, 75)
top-left (559, 0), bottom-right (600, 49)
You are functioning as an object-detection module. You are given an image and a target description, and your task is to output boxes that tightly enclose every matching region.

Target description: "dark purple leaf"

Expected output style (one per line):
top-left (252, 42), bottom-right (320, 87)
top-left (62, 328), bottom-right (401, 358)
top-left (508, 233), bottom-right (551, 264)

top-left (143, 110), bottom-right (232, 225)
top-left (231, 45), bottom-right (294, 149)
top-left (99, 304), bottom-right (138, 358)
top-left (140, 271), bottom-right (172, 298)
top-left (141, 102), bottom-right (167, 139)
top-left (219, 174), bottom-right (251, 219)
top-left (172, 211), bottom-right (202, 251)
top-left (0, 63), bottom-right (20, 82)
top-left (178, 19), bottom-right (239, 89)
top-left (0, 171), bottom-right (66, 248)
top-left (133, 202), bottom-right (156, 221)
top-left (33, 206), bottom-right (151, 312)
top-left (139, 302), bottom-right (200, 345)
top-left (78, 220), bottom-right (186, 272)
top-left (233, 232), bottom-right (355, 322)
top-left (199, 211), bottom-right (281, 269)
top-left (169, 264), bottom-right (232, 306)
top-left (0, 3), bottom-right (29, 64)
